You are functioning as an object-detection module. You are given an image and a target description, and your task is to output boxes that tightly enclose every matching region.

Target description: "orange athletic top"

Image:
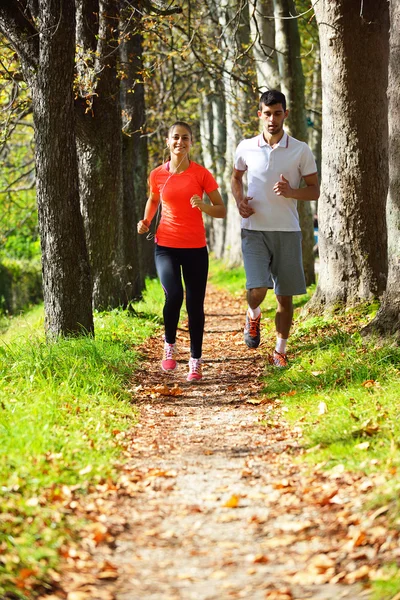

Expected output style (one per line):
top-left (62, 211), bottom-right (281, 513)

top-left (149, 161), bottom-right (219, 248)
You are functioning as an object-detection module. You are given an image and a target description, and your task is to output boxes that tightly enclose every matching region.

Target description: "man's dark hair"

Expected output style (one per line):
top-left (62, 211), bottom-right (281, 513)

top-left (259, 90), bottom-right (286, 112)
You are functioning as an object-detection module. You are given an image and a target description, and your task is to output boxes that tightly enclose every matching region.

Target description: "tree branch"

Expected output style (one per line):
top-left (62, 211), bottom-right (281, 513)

top-left (0, 1), bottom-right (39, 73)
top-left (141, 0), bottom-right (182, 17)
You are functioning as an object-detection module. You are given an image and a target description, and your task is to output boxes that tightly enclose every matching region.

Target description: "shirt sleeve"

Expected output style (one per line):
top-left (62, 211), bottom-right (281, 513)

top-left (234, 141), bottom-right (247, 171)
top-left (149, 168), bottom-right (159, 194)
top-left (300, 144), bottom-right (318, 177)
top-left (201, 166), bottom-right (219, 194)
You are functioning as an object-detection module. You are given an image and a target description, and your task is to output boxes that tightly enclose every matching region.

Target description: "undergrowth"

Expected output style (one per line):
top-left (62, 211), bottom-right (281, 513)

top-left (0, 278), bottom-right (164, 599)
top-left (209, 258), bottom-right (400, 599)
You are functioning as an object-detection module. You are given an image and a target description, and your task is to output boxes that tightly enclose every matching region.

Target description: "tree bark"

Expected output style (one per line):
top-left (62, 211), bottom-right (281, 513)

top-left (216, 0), bottom-right (257, 267)
top-left (274, 0), bottom-right (315, 286)
top-left (199, 81), bottom-right (227, 259)
top-left (308, 0), bottom-right (389, 311)
top-left (249, 0), bottom-right (280, 92)
top-left (362, 0), bottom-right (400, 338)
top-left (120, 1), bottom-right (155, 299)
top-left (0, 0), bottom-right (94, 337)
top-left (75, 0), bottom-right (127, 310)
top-left (308, 46), bottom-right (321, 178)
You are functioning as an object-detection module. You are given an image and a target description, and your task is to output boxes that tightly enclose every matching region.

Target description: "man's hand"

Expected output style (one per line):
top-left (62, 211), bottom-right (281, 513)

top-left (237, 196), bottom-right (255, 218)
top-left (273, 174), bottom-right (293, 198)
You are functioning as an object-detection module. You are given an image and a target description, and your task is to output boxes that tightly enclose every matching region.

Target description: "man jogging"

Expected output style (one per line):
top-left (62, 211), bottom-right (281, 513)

top-left (231, 90), bottom-right (319, 367)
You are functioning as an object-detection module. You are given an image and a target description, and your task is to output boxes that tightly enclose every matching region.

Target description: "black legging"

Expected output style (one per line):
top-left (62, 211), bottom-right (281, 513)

top-left (155, 245), bottom-right (209, 359)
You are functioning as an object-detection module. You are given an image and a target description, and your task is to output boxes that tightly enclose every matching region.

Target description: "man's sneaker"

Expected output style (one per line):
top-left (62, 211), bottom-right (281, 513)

top-left (187, 357), bottom-right (202, 382)
top-left (244, 311), bottom-right (261, 349)
top-left (161, 343), bottom-right (177, 372)
top-left (270, 350), bottom-right (288, 368)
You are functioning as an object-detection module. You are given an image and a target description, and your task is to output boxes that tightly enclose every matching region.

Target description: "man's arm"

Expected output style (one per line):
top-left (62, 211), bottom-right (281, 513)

top-left (231, 168), bottom-right (255, 217)
top-left (273, 172), bottom-right (320, 201)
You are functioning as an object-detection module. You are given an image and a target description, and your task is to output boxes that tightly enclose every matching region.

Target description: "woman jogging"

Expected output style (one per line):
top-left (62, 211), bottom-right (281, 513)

top-left (137, 121), bottom-right (226, 382)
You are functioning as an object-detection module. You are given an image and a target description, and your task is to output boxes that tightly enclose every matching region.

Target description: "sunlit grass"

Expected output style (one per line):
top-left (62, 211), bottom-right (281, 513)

top-left (0, 277), bottom-right (164, 598)
top-left (209, 257), bottom-right (400, 599)
top-left (1, 260), bottom-right (399, 599)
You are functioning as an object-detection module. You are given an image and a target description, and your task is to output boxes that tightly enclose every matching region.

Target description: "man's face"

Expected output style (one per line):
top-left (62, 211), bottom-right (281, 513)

top-left (258, 102), bottom-right (288, 136)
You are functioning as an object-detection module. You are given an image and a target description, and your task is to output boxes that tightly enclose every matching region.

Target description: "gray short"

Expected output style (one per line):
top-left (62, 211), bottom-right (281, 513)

top-left (241, 229), bottom-right (306, 296)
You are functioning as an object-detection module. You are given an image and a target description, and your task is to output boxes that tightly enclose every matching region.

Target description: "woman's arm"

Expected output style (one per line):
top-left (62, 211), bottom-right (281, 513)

top-left (190, 189), bottom-right (226, 219)
top-left (137, 191), bottom-right (161, 234)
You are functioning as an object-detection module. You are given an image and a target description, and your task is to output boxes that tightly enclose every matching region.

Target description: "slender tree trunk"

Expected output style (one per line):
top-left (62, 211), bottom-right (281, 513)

top-left (308, 0), bottom-right (389, 311)
top-left (249, 0), bottom-right (280, 92)
top-left (216, 0), bottom-right (257, 267)
top-left (362, 0), bottom-right (400, 338)
top-left (76, 0), bottom-right (127, 310)
top-left (0, 0), bottom-right (94, 336)
top-left (274, 0), bottom-right (315, 286)
top-left (120, 2), bottom-right (155, 299)
top-left (199, 81), bottom-right (227, 259)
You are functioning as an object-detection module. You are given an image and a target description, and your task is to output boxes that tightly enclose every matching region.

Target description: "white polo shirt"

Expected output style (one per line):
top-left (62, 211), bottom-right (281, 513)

top-left (234, 132), bottom-right (317, 231)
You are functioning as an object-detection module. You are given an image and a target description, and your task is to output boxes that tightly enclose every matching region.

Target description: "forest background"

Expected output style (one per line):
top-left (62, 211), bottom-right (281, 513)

top-left (1, 0), bottom-right (397, 339)
top-left (0, 1), bottom-right (400, 599)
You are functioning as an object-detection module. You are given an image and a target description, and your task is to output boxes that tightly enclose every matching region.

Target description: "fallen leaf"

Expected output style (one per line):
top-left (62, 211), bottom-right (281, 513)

top-left (355, 441), bottom-right (370, 450)
top-left (344, 564), bottom-right (370, 583)
top-left (318, 401), bottom-right (328, 415)
top-left (252, 553), bottom-right (269, 564)
top-left (223, 494), bottom-right (240, 508)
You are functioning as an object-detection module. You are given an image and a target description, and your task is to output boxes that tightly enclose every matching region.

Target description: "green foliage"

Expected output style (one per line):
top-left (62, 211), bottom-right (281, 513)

top-left (0, 38), bottom-right (38, 263)
top-left (0, 257), bottom-right (42, 315)
top-left (0, 276), bottom-right (164, 598)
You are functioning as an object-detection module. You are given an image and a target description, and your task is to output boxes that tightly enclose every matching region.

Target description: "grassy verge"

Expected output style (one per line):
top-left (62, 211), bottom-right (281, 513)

top-left (0, 278), bottom-right (164, 599)
top-left (209, 258), bottom-right (400, 599)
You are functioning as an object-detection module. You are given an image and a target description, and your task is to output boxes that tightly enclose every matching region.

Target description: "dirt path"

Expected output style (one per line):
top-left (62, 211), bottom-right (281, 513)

top-left (47, 285), bottom-right (398, 600)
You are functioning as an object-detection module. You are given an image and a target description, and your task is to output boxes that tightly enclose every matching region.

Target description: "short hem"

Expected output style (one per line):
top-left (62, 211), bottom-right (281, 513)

top-left (275, 289), bottom-right (306, 296)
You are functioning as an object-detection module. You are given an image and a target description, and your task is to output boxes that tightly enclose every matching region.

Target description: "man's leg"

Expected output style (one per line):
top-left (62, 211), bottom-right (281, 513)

top-left (271, 294), bottom-right (293, 367)
top-left (247, 287), bottom-right (268, 311)
top-left (244, 287), bottom-right (268, 349)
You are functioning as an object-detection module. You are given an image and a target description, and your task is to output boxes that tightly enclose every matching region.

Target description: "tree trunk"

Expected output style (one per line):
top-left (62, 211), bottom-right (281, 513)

top-left (308, 0), bottom-right (389, 311)
top-left (362, 0), bottom-right (400, 338)
top-left (76, 0), bottom-right (127, 310)
top-left (120, 3), bottom-right (155, 299)
top-left (308, 46), bottom-right (322, 178)
top-left (274, 0), bottom-right (315, 286)
top-left (199, 81), bottom-right (227, 259)
top-left (216, 0), bottom-right (257, 267)
top-left (249, 0), bottom-right (280, 92)
top-left (0, 0), bottom-right (94, 337)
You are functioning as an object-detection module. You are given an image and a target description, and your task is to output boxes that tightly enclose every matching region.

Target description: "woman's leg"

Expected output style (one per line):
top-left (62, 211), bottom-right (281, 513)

top-left (181, 247), bottom-right (209, 358)
top-left (155, 246), bottom-right (183, 344)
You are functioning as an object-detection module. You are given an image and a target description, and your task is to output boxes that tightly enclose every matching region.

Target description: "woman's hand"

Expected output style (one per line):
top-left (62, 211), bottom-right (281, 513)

top-left (190, 195), bottom-right (204, 211)
top-left (137, 219), bottom-right (150, 234)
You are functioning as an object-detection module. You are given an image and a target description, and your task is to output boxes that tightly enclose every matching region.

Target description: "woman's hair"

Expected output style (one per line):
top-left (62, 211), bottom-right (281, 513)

top-left (168, 121), bottom-right (193, 139)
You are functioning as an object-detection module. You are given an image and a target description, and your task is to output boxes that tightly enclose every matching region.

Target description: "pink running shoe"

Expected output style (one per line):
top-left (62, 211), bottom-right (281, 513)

top-left (187, 357), bottom-right (202, 382)
top-left (161, 343), bottom-right (177, 372)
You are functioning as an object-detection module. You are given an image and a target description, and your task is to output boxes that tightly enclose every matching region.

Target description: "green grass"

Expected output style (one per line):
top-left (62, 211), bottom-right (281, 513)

top-left (208, 254), bottom-right (247, 296)
top-left (2, 261), bottom-right (400, 599)
top-left (210, 257), bottom-right (400, 599)
top-left (0, 277), bottom-right (164, 599)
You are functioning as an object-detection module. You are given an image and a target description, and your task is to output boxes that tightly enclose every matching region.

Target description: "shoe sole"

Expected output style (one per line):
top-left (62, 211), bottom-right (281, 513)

top-left (161, 364), bottom-right (177, 372)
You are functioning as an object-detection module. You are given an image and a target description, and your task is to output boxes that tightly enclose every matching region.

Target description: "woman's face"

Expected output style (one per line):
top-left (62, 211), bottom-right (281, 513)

top-left (167, 125), bottom-right (192, 158)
